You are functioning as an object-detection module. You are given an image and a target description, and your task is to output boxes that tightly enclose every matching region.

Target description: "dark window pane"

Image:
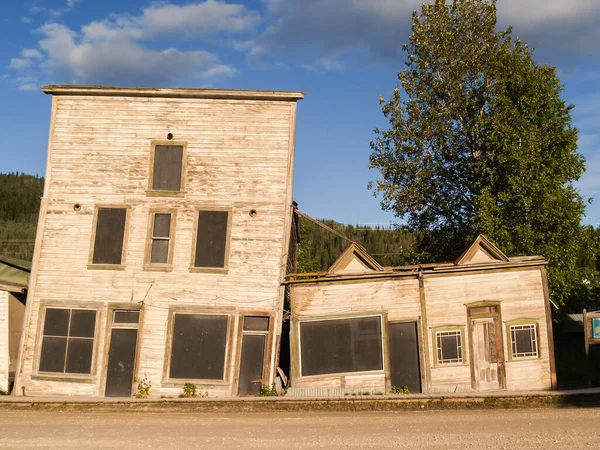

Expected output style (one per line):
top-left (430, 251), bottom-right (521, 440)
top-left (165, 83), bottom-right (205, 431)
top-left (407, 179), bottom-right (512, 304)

top-left (114, 310), bottom-right (140, 324)
top-left (153, 213), bottom-right (171, 238)
top-left (150, 239), bottom-right (169, 264)
top-left (39, 337), bottom-right (67, 373)
top-left (92, 208), bottom-right (127, 265)
top-left (169, 314), bottom-right (228, 380)
top-left (300, 316), bottom-right (383, 376)
top-left (515, 329), bottom-right (534, 354)
top-left (65, 338), bottom-right (94, 374)
top-left (69, 310), bottom-right (96, 338)
top-left (440, 335), bottom-right (460, 361)
top-left (194, 211), bottom-right (228, 268)
top-left (43, 308), bottom-right (70, 337)
top-left (243, 316), bottom-right (270, 332)
top-left (152, 145), bottom-right (183, 191)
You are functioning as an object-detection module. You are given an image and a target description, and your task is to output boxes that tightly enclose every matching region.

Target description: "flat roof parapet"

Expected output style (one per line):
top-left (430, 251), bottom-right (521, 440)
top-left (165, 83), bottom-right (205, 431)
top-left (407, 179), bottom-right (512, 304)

top-left (41, 85), bottom-right (305, 101)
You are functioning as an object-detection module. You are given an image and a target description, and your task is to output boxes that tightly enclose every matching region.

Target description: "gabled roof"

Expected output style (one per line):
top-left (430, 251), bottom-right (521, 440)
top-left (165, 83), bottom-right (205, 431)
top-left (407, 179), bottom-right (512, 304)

top-left (454, 234), bottom-right (509, 265)
top-left (328, 242), bottom-right (384, 274)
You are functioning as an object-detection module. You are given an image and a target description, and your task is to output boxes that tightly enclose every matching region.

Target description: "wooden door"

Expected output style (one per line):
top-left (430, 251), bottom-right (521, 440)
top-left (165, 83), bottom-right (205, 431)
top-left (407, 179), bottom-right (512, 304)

top-left (238, 334), bottom-right (265, 396)
top-left (105, 328), bottom-right (138, 397)
top-left (471, 318), bottom-right (502, 391)
top-left (388, 321), bottom-right (422, 393)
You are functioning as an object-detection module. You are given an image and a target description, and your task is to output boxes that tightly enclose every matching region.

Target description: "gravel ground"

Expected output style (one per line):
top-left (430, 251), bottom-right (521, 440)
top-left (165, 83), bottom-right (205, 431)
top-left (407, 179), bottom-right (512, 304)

top-left (0, 408), bottom-right (599, 449)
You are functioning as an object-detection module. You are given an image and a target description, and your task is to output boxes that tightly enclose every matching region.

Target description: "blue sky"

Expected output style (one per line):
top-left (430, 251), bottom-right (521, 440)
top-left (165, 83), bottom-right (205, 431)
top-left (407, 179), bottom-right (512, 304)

top-left (1, 0), bottom-right (599, 227)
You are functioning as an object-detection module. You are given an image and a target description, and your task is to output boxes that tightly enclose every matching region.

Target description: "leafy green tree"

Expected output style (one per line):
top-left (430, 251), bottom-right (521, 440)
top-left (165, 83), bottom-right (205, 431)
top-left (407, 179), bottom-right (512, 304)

top-left (369, 0), bottom-right (598, 308)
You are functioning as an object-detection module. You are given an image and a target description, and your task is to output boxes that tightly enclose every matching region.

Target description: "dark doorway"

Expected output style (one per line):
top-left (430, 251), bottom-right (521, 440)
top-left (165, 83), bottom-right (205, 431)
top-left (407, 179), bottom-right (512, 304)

top-left (105, 311), bottom-right (139, 397)
top-left (388, 321), bottom-right (421, 393)
top-left (238, 334), bottom-right (266, 396)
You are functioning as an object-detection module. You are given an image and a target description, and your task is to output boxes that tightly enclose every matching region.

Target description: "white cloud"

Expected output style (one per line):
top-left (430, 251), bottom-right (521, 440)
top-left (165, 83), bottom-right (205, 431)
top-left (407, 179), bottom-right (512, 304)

top-left (16, 76), bottom-right (38, 91)
top-left (20, 16), bottom-right (32, 24)
top-left (9, 58), bottom-right (33, 71)
top-left (21, 49), bottom-right (43, 60)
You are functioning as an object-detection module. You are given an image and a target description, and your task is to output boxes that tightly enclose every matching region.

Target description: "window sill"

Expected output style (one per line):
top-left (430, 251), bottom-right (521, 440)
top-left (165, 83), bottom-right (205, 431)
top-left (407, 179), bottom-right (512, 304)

top-left (87, 264), bottom-right (125, 271)
top-left (298, 370), bottom-right (385, 380)
top-left (146, 190), bottom-right (186, 198)
top-left (161, 379), bottom-right (230, 388)
top-left (32, 373), bottom-right (97, 384)
top-left (433, 362), bottom-right (467, 368)
top-left (142, 264), bottom-right (173, 272)
top-left (189, 267), bottom-right (229, 275)
top-left (507, 355), bottom-right (540, 362)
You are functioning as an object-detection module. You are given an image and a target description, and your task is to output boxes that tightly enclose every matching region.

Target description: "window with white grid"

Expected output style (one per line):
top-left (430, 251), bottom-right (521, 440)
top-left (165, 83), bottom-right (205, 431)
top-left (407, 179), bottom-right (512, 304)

top-left (436, 330), bottom-right (463, 364)
top-left (510, 324), bottom-right (538, 358)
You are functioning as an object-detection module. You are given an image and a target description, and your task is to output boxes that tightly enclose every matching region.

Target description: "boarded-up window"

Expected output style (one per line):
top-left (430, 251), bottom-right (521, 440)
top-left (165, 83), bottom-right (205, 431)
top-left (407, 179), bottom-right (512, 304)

top-left (510, 324), bottom-right (538, 358)
top-left (92, 208), bottom-right (127, 265)
top-left (194, 210), bottom-right (229, 268)
top-left (149, 213), bottom-right (173, 264)
top-left (169, 314), bottom-right (228, 380)
top-left (39, 308), bottom-right (96, 374)
top-left (152, 145), bottom-right (183, 191)
top-left (300, 316), bottom-right (383, 376)
top-left (436, 330), bottom-right (463, 364)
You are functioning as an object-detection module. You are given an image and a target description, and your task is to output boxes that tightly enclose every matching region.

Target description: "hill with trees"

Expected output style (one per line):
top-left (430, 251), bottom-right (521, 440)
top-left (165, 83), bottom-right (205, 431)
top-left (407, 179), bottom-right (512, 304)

top-left (0, 172), bottom-right (44, 260)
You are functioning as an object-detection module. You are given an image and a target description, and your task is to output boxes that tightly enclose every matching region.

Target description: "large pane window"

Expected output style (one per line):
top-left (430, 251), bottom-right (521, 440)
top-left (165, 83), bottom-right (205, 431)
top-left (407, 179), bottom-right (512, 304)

top-left (193, 210), bottom-right (230, 269)
top-left (39, 308), bottom-right (97, 374)
top-left (91, 207), bottom-right (127, 265)
top-left (151, 144), bottom-right (184, 192)
top-left (300, 316), bottom-right (383, 376)
top-left (169, 314), bottom-right (228, 380)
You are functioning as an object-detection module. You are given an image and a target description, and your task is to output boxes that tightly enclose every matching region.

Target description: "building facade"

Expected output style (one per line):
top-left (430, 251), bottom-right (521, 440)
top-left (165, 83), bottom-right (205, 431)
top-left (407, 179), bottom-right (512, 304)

top-left (286, 236), bottom-right (556, 395)
top-left (14, 85), bottom-right (303, 397)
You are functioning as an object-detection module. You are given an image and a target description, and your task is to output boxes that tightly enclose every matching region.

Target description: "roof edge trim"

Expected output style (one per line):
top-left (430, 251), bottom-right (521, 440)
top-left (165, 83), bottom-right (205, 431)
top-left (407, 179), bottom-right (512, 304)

top-left (41, 85), bottom-right (305, 101)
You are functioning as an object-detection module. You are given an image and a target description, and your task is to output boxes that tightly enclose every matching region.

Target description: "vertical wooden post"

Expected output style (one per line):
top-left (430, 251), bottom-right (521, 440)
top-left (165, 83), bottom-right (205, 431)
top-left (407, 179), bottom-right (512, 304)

top-left (418, 272), bottom-right (431, 393)
top-left (540, 267), bottom-right (557, 390)
top-left (584, 309), bottom-right (591, 387)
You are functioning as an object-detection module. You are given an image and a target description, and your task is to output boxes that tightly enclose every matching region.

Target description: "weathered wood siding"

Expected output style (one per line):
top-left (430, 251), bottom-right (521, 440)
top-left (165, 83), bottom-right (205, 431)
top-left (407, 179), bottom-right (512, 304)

top-left (289, 266), bottom-right (551, 393)
top-left (0, 291), bottom-right (8, 392)
top-left (16, 93), bottom-right (299, 397)
top-left (290, 278), bottom-right (421, 392)
top-left (424, 268), bottom-right (551, 392)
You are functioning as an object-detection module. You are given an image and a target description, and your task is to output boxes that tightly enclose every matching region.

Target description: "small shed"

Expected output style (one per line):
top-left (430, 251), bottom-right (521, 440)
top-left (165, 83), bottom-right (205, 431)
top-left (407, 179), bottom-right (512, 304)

top-left (0, 256), bottom-right (29, 392)
top-left (286, 236), bottom-right (555, 394)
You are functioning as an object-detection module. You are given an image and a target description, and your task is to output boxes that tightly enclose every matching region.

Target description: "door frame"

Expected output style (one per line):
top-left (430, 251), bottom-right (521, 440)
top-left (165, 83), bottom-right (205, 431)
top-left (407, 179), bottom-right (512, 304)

top-left (100, 305), bottom-right (143, 397)
top-left (234, 312), bottom-right (273, 396)
top-left (466, 302), bottom-right (506, 391)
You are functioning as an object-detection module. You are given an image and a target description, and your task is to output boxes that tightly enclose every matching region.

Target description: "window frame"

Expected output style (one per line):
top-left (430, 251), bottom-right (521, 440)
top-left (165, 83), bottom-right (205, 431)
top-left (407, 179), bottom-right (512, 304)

top-left (431, 325), bottom-right (467, 367)
top-left (34, 305), bottom-right (101, 381)
top-left (146, 140), bottom-right (187, 197)
top-left (296, 313), bottom-right (387, 379)
top-left (506, 319), bottom-right (540, 360)
top-left (162, 309), bottom-right (234, 386)
top-left (189, 207), bottom-right (233, 274)
top-left (87, 205), bottom-right (130, 270)
top-left (143, 209), bottom-right (177, 271)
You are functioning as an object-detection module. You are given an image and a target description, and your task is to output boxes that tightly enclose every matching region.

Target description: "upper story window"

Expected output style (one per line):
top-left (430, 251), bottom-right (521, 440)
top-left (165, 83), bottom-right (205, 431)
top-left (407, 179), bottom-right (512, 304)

top-left (148, 142), bottom-right (186, 195)
top-left (191, 209), bottom-right (231, 272)
top-left (89, 207), bottom-right (128, 268)
top-left (144, 211), bottom-right (176, 269)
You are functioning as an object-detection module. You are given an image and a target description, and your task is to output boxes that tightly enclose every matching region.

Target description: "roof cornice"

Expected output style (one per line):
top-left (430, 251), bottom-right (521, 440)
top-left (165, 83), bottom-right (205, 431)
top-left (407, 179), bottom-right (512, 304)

top-left (41, 85), bottom-right (305, 101)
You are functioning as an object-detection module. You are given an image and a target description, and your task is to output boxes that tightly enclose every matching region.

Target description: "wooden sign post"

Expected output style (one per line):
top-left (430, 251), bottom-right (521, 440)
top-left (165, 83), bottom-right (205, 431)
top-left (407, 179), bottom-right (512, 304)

top-left (583, 309), bottom-right (600, 386)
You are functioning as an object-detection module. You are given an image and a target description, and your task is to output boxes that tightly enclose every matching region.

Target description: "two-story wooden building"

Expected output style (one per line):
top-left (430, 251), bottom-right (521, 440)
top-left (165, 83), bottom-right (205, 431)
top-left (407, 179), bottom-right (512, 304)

top-left (13, 85), bottom-right (303, 397)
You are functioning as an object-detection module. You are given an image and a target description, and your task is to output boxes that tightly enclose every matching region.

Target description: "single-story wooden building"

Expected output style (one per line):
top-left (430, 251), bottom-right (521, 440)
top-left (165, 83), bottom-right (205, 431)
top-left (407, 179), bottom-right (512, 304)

top-left (0, 256), bottom-right (29, 393)
top-left (285, 235), bottom-right (556, 394)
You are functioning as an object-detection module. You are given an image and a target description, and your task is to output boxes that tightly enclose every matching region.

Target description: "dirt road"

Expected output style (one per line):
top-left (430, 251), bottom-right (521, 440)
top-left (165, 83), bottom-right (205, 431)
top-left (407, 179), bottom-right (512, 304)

top-left (0, 408), bottom-right (598, 449)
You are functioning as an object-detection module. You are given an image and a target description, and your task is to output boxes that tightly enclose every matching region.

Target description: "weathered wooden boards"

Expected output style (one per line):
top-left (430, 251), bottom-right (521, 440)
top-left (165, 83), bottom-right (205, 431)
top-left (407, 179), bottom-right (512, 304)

top-left (288, 237), bottom-right (554, 394)
top-left (14, 86), bottom-right (303, 397)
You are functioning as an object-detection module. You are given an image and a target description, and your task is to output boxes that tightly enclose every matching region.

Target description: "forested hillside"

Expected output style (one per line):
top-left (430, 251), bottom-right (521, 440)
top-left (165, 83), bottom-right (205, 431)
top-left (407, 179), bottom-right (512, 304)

top-left (0, 173), bottom-right (44, 260)
top-left (296, 217), bottom-right (418, 273)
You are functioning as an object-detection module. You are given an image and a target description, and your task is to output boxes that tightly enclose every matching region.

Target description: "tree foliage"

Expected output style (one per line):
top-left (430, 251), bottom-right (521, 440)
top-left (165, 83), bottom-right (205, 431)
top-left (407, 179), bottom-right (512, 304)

top-left (369, 0), bottom-right (598, 308)
top-left (0, 172), bottom-right (44, 260)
